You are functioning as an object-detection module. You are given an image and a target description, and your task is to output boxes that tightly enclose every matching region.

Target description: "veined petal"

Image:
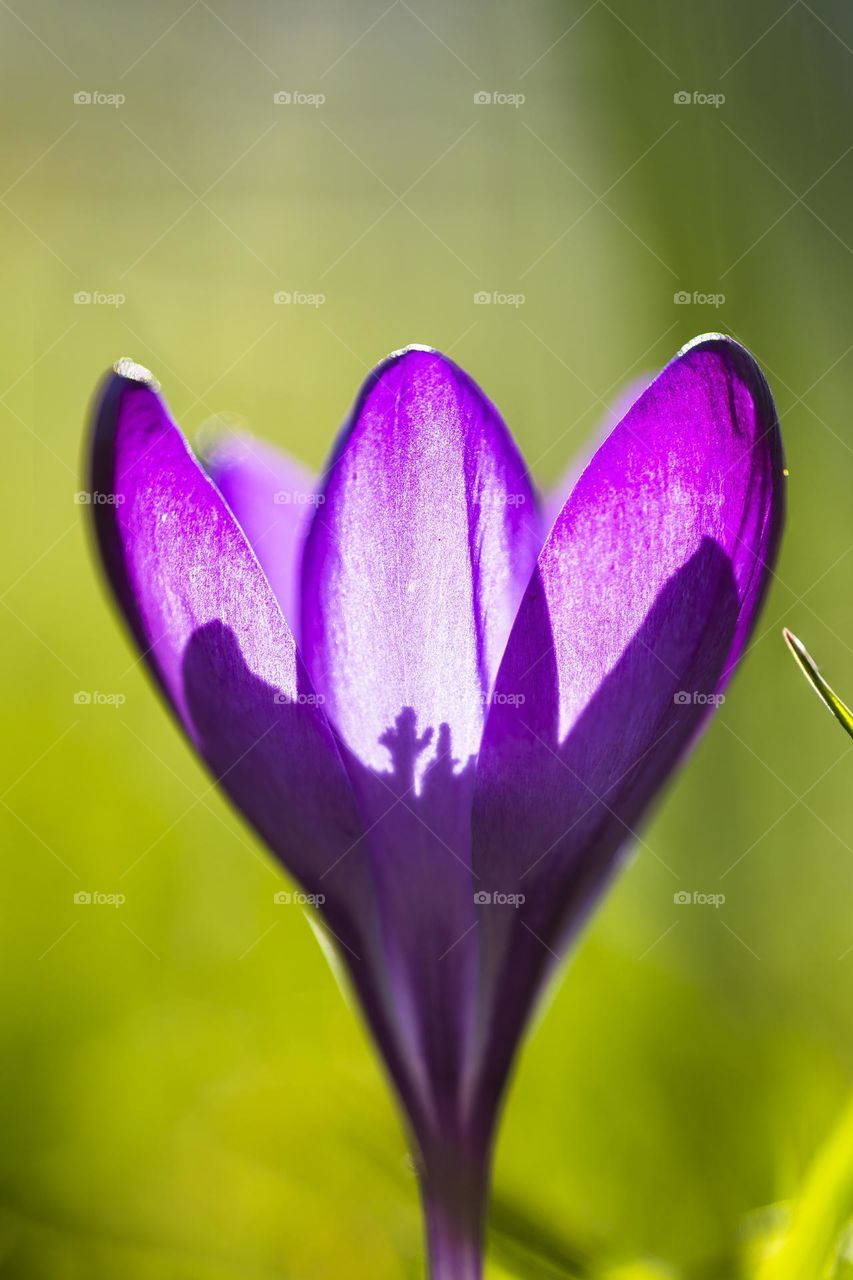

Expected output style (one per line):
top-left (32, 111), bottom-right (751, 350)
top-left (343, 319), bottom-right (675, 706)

top-left (300, 345), bottom-right (541, 780)
top-left (204, 432), bottom-right (316, 639)
top-left (470, 335), bottom-right (785, 1124)
top-left (543, 374), bottom-right (654, 532)
top-left (90, 371), bottom-right (299, 725)
top-left (88, 366), bottom-right (430, 1137)
top-left (299, 346), bottom-right (541, 1132)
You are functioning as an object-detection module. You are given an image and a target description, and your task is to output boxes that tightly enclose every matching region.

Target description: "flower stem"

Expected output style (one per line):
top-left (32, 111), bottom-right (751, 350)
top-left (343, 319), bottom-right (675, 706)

top-left (420, 1142), bottom-right (489, 1280)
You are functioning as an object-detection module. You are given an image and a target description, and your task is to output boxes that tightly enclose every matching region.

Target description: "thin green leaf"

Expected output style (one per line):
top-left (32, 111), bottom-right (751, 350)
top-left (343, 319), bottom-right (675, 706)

top-left (488, 1191), bottom-right (593, 1278)
top-left (783, 630), bottom-right (853, 740)
top-left (758, 1094), bottom-right (853, 1280)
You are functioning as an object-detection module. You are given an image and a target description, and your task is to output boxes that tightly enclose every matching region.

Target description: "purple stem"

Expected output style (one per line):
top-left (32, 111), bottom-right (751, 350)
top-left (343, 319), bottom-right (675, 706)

top-left (419, 1138), bottom-right (490, 1280)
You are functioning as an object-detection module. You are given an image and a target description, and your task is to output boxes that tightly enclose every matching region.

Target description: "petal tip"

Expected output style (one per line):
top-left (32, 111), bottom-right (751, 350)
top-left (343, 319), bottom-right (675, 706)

top-left (671, 333), bottom-right (780, 452)
top-left (386, 342), bottom-right (440, 359)
top-left (674, 333), bottom-right (769, 394)
top-left (676, 331), bottom-right (731, 358)
top-left (113, 357), bottom-right (160, 390)
top-left (196, 426), bottom-right (242, 472)
top-left (378, 344), bottom-right (458, 382)
top-left (357, 344), bottom-right (468, 408)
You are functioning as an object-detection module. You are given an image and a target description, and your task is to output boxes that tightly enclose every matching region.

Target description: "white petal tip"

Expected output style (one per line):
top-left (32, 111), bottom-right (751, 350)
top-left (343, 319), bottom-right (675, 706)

top-left (114, 358), bottom-right (160, 389)
top-left (387, 343), bottom-right (439, 359)
top-left (676, 333), bottom-right (731, 357)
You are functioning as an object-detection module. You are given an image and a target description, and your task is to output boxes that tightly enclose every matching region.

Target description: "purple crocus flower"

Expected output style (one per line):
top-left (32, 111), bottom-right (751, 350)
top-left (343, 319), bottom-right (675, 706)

top-left (88, 336), bottom-right (784, 1279)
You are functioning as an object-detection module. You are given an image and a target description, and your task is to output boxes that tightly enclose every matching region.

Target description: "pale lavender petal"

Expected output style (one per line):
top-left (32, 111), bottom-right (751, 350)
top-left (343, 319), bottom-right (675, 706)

top-left (301, 345), bottom-right (542, 778)
top-left (204, 432), bottom-right (316, 638)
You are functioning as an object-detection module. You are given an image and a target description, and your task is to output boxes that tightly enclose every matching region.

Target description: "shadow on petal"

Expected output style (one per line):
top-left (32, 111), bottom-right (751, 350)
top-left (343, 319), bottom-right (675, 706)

top-left (178, 542), bottom-right (740, 1278)
top-left (470, 537), bottom-right (740, 1142)
top-left (180, 620), bottom-right (436, 1139)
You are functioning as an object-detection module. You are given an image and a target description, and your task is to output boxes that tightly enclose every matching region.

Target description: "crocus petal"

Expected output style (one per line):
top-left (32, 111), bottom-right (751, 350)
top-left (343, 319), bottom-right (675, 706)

top-left (89, 372), bottom-right (298, 723)
top-left (88, 365), bottom-right (431, 1136)
top-left (301, 345), bottom-right (542, 777)
top-left (543, 374), bottom-right (654, 532)
top-left (470, 335), bottom-right (785, 1125)
top-left (204, 432), bottom-right (316, 638)
top-left (299, 346), bottom-right (541, 1135)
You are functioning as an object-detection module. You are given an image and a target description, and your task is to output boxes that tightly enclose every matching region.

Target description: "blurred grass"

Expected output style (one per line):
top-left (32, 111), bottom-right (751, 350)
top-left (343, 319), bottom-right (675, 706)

top-left (3, 1), bottom-right (853, 1276)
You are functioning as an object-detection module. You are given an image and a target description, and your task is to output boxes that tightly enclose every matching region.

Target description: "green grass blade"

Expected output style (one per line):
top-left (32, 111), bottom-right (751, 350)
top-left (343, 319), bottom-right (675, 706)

top-left (783, 630), bottom-right (853, 740)
top-left (758, 1094), bottom-right (853, 1280)
top-left (488, 1191), bottom-right (592, 1278)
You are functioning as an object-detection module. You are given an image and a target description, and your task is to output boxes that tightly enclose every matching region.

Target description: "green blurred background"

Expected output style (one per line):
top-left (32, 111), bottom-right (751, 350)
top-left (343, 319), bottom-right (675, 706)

top-left (3, 1), bottom-right (853, 1275)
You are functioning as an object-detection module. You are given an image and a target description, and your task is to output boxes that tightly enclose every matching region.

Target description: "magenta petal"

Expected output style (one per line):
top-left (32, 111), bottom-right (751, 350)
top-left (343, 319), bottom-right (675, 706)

top-left (204, 432), bottom-right (316, 638)
top-left (88, 369), bottom-right (352, 903)
top-left (86, 338), bottom-right (786, 1280)
top-left (90, 373), bottom-right (301, 728)
top-left (88, 368), bottom-right (432, 1134)
top-left (543, 373), bottom-right (654, 532)
top-left (299, 346), bottom-right (541, 1132)
top-left (301, 345), bottom-right (541, 777)
top-left (470, 335), bottom-right (785, 1122)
